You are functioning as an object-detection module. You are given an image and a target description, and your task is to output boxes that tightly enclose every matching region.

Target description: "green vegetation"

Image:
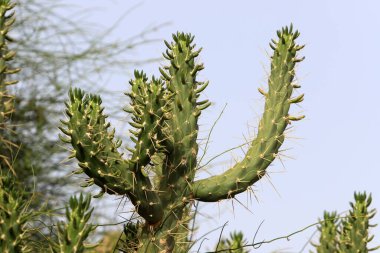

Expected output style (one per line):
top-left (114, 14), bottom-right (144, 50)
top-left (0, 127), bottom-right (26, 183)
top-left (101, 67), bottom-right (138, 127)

top-left (312, 192), bottom-right (379, 253)
top-left (216, 232), bottom-right (249, 253)
top-left (0, 1), bottom-right (378, 252)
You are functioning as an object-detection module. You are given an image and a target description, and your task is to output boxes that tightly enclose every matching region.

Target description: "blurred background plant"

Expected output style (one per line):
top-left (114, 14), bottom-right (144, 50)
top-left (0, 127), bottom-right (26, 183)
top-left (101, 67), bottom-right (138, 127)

top-left (215, 231), bottom-right (249, 253)
top-left (0, 0), bottom-right (165, 249)
top-left (4, 0), bottom-right (164, 203)
top-left (311, 192), bottom-right (380, 253)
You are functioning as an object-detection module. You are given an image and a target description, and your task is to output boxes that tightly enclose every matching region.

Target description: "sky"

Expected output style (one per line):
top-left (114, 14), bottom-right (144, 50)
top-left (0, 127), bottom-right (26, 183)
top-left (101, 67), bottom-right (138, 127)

top-left (60, 1), bottom-right (380, 252)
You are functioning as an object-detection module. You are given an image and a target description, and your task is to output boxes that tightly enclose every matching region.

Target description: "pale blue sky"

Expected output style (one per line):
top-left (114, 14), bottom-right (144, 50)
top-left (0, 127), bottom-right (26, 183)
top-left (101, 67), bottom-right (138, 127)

top-left (62, 1), bottom-right (380, 252)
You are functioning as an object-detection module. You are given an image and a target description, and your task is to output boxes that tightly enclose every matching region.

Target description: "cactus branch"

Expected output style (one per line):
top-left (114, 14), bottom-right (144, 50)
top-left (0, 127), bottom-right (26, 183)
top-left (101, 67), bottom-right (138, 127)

top-left (0, 175), bottom-right (34, 253)
top-left (192, 25), bottom-right (304, 201)
top-left (51, 194), bottom-right (97, 253)
top-left (61, 88), bottom-right (163, 224)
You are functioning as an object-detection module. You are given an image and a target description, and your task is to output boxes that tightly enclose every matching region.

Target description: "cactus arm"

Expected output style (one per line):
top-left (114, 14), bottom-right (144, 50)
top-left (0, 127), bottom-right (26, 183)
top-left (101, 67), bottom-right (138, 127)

top-left (158, 33), bottom-right (208, 196)
top-left (312, 212), bottom-right (339, 252)
top-left (0, 176), bottom-right (36, 253)
top-left (60, 88), bottom-right (163, 224)
top-left (124, 71), bottom-right (170, 225)
top-left (60, 88), bottom-right (133, 194)
top-left (52, 194), bottom-right (96, 253)
top-left (156, 33), bottom-right (208, 212)
top-left (192, 25), bottom-right (304, 202)
top-left (339, 192), bottom-right (379, 252)
top-left (124, 70), bottom-right (170, 166)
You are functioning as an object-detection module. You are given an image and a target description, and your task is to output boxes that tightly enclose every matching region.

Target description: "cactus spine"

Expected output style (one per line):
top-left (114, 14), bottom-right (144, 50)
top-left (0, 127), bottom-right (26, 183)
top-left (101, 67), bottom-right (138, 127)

top-left (60, 25), bottom-right (304, 252)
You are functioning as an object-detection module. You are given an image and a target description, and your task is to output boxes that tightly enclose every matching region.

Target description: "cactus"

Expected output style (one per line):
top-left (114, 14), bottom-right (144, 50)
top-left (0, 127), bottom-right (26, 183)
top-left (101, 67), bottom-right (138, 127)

top-left (313, 211), bottom-right (340, 252)
top-left (51, 194), bottom-right (96, 253)
top-left (0, 0), bottom-right (17, 125)
top-left (60, 25), bottom-right (304, 252)
top-left (312, 192), bottom-right (380, 252)
top-left (0, 2), bottom-right (34, 252)
top-left (0, 0), bottom-right (19, 173)
top-left (0, 175), bottom-right (35, 253)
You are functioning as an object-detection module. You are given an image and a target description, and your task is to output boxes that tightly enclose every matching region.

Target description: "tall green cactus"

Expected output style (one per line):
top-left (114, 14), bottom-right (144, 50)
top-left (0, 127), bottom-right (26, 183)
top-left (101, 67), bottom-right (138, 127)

top-left (60, 25), bottom-right (305, 252)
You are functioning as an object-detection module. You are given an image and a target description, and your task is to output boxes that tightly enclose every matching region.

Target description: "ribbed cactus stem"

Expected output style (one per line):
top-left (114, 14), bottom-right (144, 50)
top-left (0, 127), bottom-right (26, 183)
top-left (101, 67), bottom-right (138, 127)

top-left (157, 33), bottom-right (207, 218)
top-left (192, 25), bottom-right (304, 201)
